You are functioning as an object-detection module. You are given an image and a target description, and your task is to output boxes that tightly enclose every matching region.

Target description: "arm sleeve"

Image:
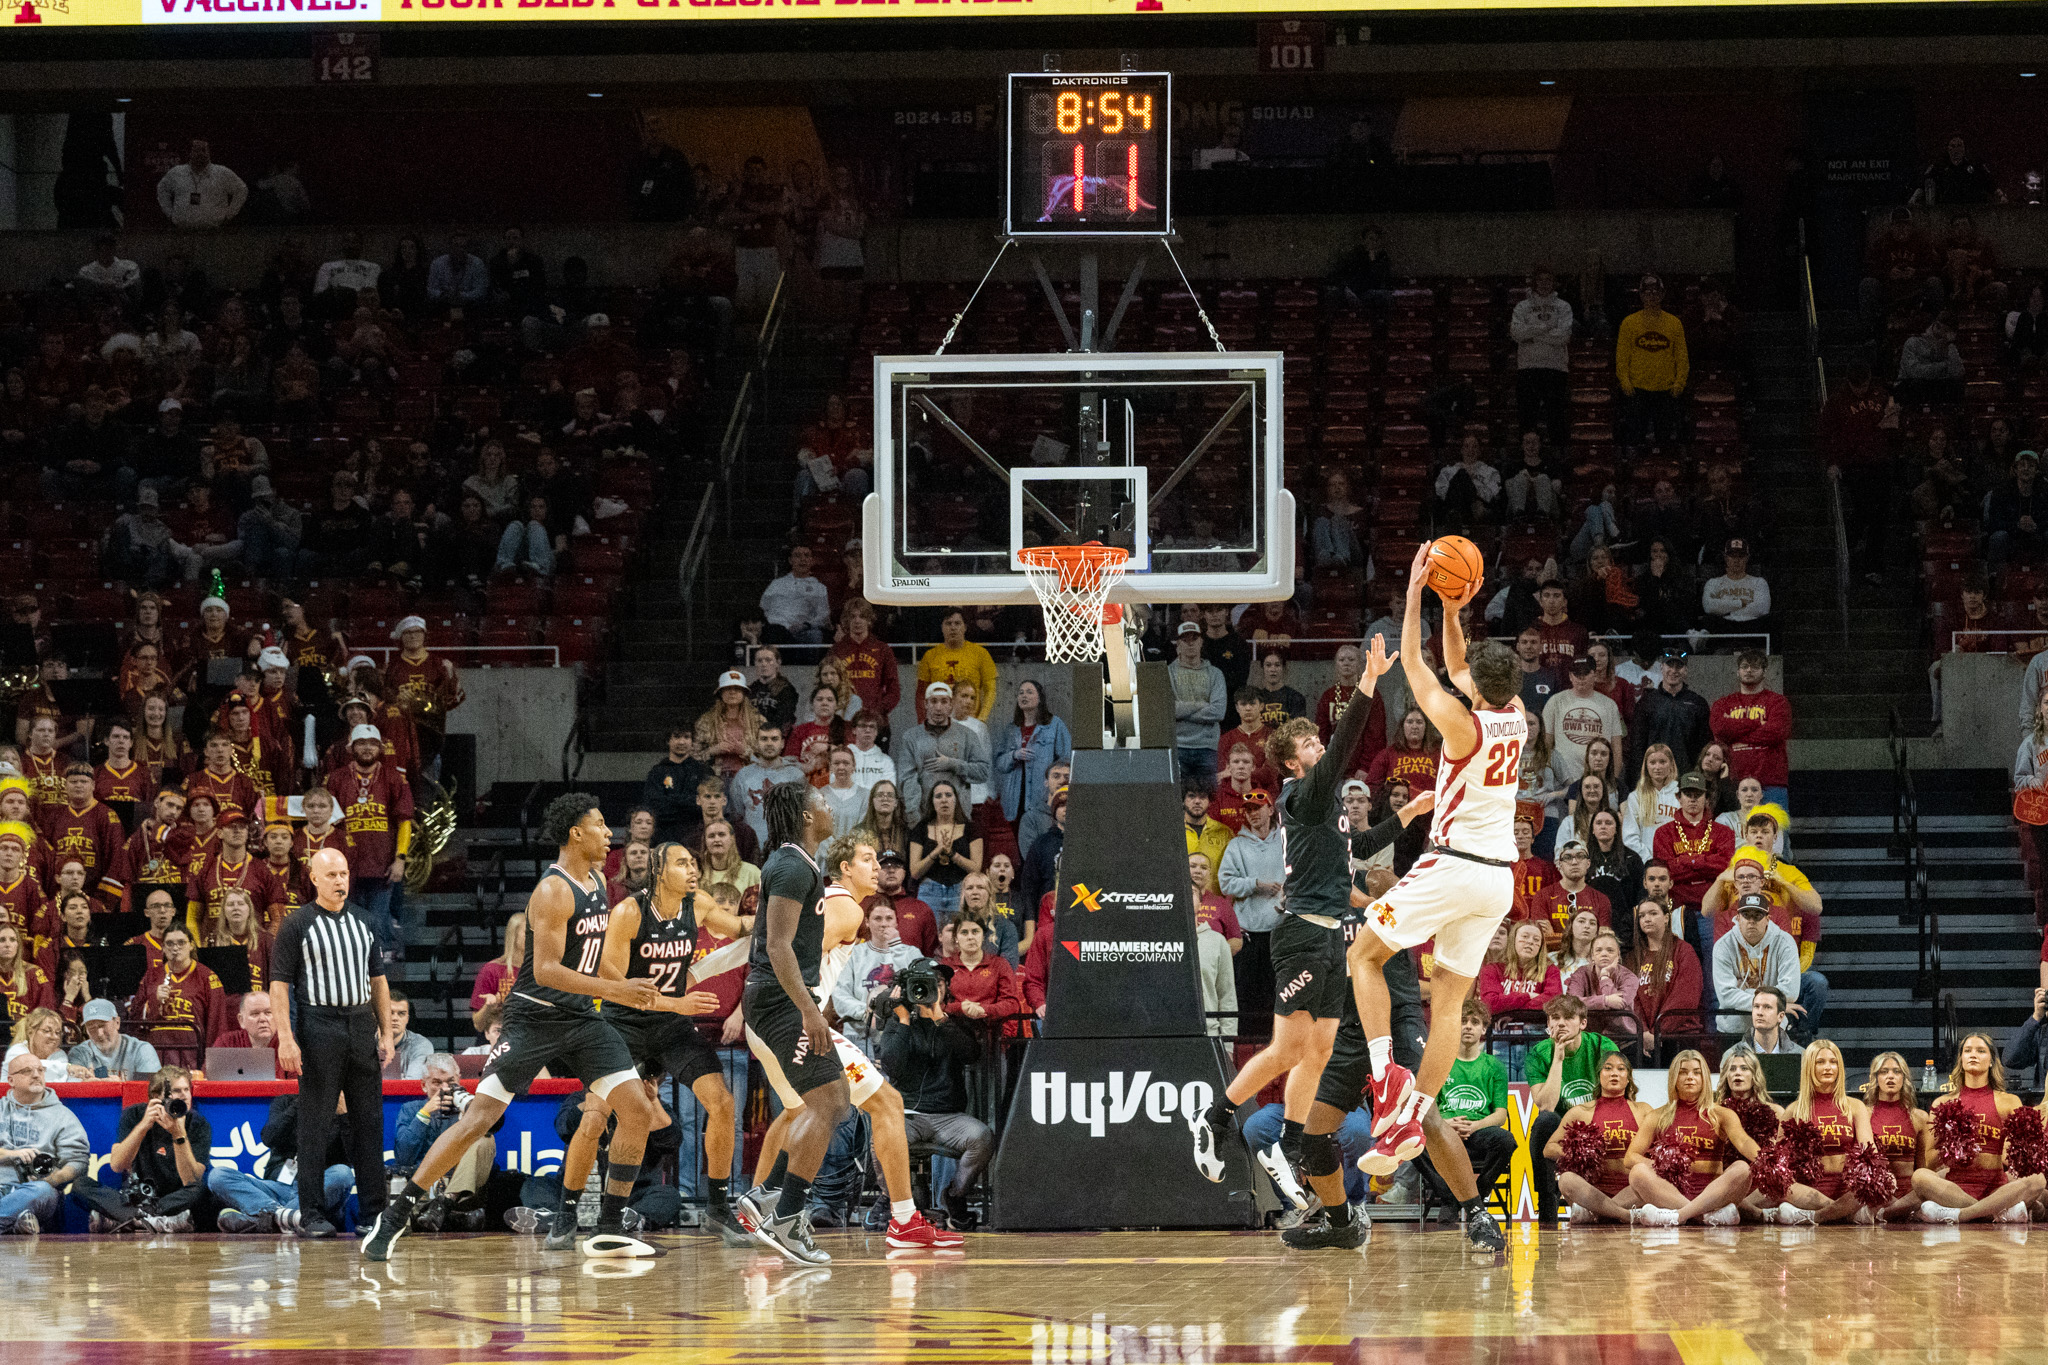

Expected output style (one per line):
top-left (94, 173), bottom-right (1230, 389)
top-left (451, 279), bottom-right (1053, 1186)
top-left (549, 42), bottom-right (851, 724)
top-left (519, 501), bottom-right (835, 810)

top-left (1302, 677), bottom-right (1380, 816)
top-left (1347, 813), bottom-right (1407, 863)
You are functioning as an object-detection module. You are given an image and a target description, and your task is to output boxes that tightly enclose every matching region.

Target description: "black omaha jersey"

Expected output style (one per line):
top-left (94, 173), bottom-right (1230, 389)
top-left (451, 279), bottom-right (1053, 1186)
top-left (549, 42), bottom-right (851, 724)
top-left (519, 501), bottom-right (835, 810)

top-left (1277, 681), bottom-right (1379, 922)
top-left (612, 894), bottom-right (700, 1025)
top-left (749, 844), bottom-right (826, 988)
top-left (507, 864), bottom-right (611, 1020)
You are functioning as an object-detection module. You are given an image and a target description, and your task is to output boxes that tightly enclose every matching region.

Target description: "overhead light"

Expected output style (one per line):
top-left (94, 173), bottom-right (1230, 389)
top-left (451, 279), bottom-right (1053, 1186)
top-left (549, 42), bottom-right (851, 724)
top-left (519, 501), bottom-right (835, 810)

top-left (116, 97), bottom-right (132, 103)
top-left (588, 91), bottom-right (604, 98)
top-left (1538, 79), bottom-right (1556, 86)
top-left (2025, 71), bottom-right (2039, 78)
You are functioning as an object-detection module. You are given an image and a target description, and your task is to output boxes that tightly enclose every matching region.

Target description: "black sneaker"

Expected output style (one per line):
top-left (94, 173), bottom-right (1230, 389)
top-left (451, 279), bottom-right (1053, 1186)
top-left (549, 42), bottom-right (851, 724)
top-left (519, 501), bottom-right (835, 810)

top-left (705, 1205), bottom-right (753, 1248)
top-left (218, 1209), bottom-right (277, 1234)
top-left (505, 1206), bottom-right (551, 1235)
top-left (356, 1208), bottom-right (405, 1259)
top-left (941, 1188), bottom-right (978, 1232)
top-left (414, 1198), bottom-right (448, 1234)
top-left (543, 1213), bottom-right (579, 1252)
top-left (1281, 1209), bottom-right (1369, 1250)
top-left (1463, 1202), bottom-right (1507, 1253)
top-left (749, 1208), bottom-right (832, 1265)
top-left (733, 1185), bottom-right (769, 1233)
top-left (301, 1216), bottom-right (341, 1240)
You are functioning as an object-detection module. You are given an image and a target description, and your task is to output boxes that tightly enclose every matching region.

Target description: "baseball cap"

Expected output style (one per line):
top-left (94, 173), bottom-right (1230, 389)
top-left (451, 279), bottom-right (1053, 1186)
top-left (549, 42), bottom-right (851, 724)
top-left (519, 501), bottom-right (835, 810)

top-left (1176, 621), bottom-right (1202, 637)
top-left (716, 669), bottom-right (747, 691)
top-left (1677, 770), bottom-right (1708, 793)
top-left (1340, 779), bottom-right (1369, 797)
top-left (2020, 449), bottom-right (2041, 465)
top-left (249, 474), bottom-right (275, 500)
top-left (877, 848), bottom-right (907, 866)
top-left (349, 723), bottom-right (384, 745)
top-left (1556, 839), bottom-right (1589, 857)
top-left (924, 681), bottom-right (953, 699)
top-left (135, 487), bottom-right (161, 510)
top-left (216, 804), bottom-right (249, 828)
top-left (1661, 647), bottom-right (1690, 664)
top-left (585, 313), bottom-right (611, 327)
top-left (1735, 892), bottom-right (1772, 918)
top-left (82, 1000), bottom-right (118, 1025)
top-left (1567, 655), bottom-right (1594, 673)
top-left (339, 696), bottom-right (373, 719)
top-left (1725, 537), bottom-right (1750, 556)
top-left (158, 398), bottom-right (182, 413)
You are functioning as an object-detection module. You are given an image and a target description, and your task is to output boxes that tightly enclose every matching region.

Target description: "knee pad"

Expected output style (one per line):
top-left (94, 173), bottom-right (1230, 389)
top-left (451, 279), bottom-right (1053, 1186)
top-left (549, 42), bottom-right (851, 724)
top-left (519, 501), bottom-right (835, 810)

top-left (1302, 1131), bottom-right (1342, 1178)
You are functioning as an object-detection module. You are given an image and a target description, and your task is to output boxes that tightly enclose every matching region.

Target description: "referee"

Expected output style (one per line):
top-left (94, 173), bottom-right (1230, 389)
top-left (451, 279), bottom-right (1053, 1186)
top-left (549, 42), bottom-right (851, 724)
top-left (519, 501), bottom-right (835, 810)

top-left (270, 847), bottom-right (396, 1237)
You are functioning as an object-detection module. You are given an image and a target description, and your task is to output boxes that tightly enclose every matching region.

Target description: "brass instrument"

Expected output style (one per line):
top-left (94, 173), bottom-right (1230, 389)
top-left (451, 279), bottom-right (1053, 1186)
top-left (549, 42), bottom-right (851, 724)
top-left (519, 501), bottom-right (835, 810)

top-left (0, 665), bottom-right (38, 706)
top-left (405, 775), bottom-right (459, 893)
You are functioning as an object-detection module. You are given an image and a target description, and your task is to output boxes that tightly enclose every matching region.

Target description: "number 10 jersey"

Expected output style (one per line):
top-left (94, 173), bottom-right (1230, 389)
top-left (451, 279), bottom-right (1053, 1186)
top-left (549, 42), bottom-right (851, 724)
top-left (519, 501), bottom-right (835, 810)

top-left (506, 864), bottom-right (611, 1021)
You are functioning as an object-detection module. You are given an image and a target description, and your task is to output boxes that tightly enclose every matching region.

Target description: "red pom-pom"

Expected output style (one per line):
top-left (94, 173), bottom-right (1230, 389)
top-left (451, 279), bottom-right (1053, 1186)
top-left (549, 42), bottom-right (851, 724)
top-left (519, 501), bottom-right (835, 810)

top-left (1649, 1129), bottom-right (1690, 1185)
top-left (2005, 1104), bottom-right (2048, 1178)
top-left (1779, 1117), bottom-right (1825, 1187)
top-left (1843, 1141), bottom-right (1899, 1209)
top-left (1555, 1120), bottom-right (1609, 1183)
top-left (1751, 1137), bottom-right (1795, 1203)
top-left (1933, 1099), bottom-right (1981, 1171)
top-left (1726, 1094), bottom-right (1780, 1146)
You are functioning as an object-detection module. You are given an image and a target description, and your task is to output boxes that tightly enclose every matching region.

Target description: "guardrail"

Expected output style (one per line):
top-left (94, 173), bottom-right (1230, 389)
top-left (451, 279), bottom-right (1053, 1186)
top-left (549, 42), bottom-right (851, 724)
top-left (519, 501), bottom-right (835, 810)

top-left (677, 273), bottom-right (788, 658)
top-left (741, 628), bottom-right (1772, 666)
top-left (344, 643), bottom-right (561, 667)
top-left (1889, 706), bottom-right (1942, 1065)
top-left (1948, 629), bottom-right (2041, 652)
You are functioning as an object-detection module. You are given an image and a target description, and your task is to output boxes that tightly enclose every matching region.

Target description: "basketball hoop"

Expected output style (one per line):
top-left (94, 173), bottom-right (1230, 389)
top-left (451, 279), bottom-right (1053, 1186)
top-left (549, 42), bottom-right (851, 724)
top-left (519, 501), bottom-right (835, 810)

top-left (1019, 543), bottom-right (1130, 663)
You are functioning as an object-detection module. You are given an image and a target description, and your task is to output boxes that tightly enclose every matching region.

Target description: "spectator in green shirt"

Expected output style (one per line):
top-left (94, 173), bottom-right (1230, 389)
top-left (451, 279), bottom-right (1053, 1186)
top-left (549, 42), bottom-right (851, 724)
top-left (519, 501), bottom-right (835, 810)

top-left (1523, 994), bottom-right (1618, 1224)
top-left (1415, 998), bottom-right (1517, 1209)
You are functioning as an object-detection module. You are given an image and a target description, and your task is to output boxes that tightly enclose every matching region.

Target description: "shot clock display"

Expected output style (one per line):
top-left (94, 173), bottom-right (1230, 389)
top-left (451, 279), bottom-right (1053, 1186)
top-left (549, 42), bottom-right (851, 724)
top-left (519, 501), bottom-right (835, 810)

top-left (1006, 72), bottom-right (1172, 238)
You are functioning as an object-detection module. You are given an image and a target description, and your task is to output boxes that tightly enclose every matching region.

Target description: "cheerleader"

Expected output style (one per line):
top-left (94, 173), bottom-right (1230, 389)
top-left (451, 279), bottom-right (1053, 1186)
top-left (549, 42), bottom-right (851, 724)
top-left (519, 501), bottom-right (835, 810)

top-left (1775, 1040), bottom-right (1868, 1225)
top-left (1858, 1050), bottom-right (1929, 1223)
top-left (1911, 1032), bottom-right (2045, 1223)
top-left (1542, 1050), bottom-right (1648, 1223)
top-left (1623, 1048), bottom-right (1760, 1225)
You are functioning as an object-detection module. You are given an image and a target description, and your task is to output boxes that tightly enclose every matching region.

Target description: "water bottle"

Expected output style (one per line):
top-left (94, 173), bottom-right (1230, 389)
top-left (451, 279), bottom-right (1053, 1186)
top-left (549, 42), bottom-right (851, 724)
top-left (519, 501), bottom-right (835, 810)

top-left (578, 1164), bottom-right (602, 1230)
top-left (1922, 1059), bottom-right (1939, 1092)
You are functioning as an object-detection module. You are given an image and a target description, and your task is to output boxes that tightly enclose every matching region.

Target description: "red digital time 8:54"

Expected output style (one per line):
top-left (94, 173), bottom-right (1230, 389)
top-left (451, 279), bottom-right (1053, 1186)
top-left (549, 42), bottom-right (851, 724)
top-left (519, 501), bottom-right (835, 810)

top-left (1007, 72), bottom-right (1172, 237)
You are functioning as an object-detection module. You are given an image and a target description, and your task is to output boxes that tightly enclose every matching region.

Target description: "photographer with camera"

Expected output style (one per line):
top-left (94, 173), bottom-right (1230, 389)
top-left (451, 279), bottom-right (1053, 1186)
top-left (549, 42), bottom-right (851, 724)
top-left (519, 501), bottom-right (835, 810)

top-left (826, 899), bottom-right (923, 1049)
top-left (74, 1064), bottom-right (209, 1233)
top-left (393, 1053), bottom-right (494, 1231)
top-left (0, 1049), bottom-right (89, 1234)
top-left (876, 956), bottom-right (996, 1231)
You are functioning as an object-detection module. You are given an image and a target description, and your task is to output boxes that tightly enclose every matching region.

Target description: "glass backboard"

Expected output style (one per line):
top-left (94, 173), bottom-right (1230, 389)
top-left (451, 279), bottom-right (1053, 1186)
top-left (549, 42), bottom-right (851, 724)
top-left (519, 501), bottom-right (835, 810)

top-left (862, 350), bottom-right (1292, 607)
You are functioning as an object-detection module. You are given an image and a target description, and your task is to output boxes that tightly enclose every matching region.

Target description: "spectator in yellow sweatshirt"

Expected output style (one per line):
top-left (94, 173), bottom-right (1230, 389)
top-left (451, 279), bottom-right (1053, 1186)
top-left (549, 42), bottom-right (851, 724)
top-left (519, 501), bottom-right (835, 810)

top-left (1615, 274), bottom-right (1689, 452)
top-left (916, 608), bottom-right (999, 723)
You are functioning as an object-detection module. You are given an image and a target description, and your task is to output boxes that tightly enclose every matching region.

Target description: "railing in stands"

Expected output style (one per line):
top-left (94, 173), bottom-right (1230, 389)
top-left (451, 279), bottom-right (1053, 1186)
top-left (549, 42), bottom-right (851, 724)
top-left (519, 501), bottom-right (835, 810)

top-left (1802, 217), bottom-right (1851, 648)
top-left (1889, 706), bottom-right (1943, 1065)
top-left (677, 272), bottom-right (789, 656)
top-left (344, 644), bottom-right (561, 667)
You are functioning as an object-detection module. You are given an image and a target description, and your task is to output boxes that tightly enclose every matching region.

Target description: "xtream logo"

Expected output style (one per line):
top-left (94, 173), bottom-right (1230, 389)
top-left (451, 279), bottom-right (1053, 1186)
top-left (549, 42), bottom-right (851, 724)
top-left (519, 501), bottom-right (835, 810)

top-left (1028, 1070), bottom-right (1213, 1137)
top-left (1069, 883), bottom-right (1176, 914)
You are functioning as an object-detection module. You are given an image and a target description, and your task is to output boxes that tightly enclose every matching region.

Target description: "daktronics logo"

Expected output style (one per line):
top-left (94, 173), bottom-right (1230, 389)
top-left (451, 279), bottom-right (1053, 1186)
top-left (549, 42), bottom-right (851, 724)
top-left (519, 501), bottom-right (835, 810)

top-left (1060, 940), bottom-right (1184, 964)
top-left (1068, 882), bottom-right (1175, 913)
top-left (1028, 1069), bottom-right (1213, 1137)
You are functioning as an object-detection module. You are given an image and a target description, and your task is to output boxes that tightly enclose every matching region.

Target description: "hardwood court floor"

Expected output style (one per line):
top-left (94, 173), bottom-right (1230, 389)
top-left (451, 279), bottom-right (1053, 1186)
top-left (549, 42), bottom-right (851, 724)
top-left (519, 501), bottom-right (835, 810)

top-left (1, 1222), bottom-right (2044, 1363)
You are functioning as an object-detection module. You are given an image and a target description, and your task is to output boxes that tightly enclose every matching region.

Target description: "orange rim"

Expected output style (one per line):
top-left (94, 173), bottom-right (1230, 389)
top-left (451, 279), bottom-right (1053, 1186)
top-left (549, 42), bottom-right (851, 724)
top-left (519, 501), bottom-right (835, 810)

top-left (1017, 541), bottom-right (1130, 592)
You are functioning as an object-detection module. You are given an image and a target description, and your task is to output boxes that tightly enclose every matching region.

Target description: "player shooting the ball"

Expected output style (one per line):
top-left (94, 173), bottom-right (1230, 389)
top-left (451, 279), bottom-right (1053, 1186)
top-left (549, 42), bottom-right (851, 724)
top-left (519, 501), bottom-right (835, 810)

top-left (1344, 540), bottom-right (1522, 1252)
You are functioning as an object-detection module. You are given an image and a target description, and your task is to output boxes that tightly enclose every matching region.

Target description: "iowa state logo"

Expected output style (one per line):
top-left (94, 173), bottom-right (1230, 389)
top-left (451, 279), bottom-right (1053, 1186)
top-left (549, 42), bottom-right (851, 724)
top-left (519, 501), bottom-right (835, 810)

top-left (11, 0), bottom-right (69, 23)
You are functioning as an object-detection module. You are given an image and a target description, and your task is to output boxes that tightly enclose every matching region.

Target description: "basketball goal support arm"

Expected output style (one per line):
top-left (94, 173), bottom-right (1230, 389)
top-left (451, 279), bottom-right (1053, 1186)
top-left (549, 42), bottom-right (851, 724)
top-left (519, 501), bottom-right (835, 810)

top-left (910, 393), bottom-right (1072, 536)
top-left (1145, 388), bottom-right (1254, 513)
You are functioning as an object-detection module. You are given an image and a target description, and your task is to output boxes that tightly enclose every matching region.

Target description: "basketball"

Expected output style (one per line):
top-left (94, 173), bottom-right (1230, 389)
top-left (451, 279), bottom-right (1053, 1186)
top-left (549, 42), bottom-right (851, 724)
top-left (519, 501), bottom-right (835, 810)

top-left (1424, 535), bottom-right (1486, 601)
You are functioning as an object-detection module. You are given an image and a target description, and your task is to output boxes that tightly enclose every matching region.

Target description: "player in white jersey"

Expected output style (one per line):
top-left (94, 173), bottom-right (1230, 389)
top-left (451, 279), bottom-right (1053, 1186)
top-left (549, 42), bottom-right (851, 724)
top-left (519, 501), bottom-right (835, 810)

top-left (737, 832), bottom-right (964, 1251)
top-left (1345, 543), bottom-right (1523, 1251)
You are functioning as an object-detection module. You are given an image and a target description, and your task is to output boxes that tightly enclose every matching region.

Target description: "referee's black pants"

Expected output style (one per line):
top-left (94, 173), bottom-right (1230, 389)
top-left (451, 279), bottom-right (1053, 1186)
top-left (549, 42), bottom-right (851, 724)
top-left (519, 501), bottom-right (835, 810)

top-left (297, 1006), bottom-right (388, 1222)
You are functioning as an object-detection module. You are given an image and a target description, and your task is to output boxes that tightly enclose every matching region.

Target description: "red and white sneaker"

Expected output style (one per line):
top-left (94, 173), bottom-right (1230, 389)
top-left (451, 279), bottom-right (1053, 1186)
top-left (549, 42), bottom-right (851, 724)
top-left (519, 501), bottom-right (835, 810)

top-left (1369, 1061), bottom-right (1415, 1137)
top-left (1358, 1097), bottom-right (1425, 1177)
top-left (886, 1211), bottom-right (964, 1249)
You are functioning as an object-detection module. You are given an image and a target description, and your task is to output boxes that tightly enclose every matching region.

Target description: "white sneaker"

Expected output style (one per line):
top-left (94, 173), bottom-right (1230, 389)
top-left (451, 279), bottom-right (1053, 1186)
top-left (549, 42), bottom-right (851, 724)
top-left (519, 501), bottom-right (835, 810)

top-left (1188, 1111), bottom-right (1226, 1183)
top-left (1776, 1203), bottom-right (1817, 1226)
top-left (1256, 1141), bottom-right (1310, 1210)
top-left (1921, 1201), bottom-right (1960, 1224)
top-left (1997, 1202), bottom-right (2031, 1224)
top-left (1702, 1205), bottom-right (1742, 1227)
top-left (1568, 1203), bottom-right (1594, 1224)
top-left (1853, 1206), bottom-right (1878, 1226)
top-left (1758, 1204), bottom-right (1778, 1224)
top-left (13, 1212), bottom-right (38, 1236)
top-left (1630, 1206), bottom-right (1680, 1227)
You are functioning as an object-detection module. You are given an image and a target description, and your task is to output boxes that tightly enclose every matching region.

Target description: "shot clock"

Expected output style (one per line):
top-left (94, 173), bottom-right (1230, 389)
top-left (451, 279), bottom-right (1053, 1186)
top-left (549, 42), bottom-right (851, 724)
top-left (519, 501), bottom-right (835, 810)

top-left (1006, 72), bottom-right (1173, 238)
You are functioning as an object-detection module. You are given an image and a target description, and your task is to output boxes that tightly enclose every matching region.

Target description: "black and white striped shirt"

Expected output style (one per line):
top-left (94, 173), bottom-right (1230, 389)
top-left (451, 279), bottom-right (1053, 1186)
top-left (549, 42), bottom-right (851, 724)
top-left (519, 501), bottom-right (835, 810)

top-left (270, 903), bottom-right (383, 1008)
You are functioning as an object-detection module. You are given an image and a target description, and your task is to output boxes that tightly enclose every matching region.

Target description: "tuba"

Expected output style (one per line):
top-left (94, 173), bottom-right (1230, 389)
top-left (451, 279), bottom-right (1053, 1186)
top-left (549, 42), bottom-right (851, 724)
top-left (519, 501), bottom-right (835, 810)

top-left (404, 775), bottom-right (459, 893)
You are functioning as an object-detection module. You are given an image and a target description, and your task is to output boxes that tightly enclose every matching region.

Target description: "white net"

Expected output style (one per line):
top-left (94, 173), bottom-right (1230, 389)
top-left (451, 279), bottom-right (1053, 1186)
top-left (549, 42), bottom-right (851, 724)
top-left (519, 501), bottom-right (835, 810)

top-left (1019, 544), bottom-right (1130, 664)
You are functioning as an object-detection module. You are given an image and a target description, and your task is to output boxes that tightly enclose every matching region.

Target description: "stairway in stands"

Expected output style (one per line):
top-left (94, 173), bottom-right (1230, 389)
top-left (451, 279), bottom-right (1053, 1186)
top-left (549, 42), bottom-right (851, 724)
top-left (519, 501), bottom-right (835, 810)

top-left (1760, 308), bottom-right (1932, 740)
top-left (587, 325), bottom-right (850, 752)
top-left (1792, 766), bottom-right (2035, 1069)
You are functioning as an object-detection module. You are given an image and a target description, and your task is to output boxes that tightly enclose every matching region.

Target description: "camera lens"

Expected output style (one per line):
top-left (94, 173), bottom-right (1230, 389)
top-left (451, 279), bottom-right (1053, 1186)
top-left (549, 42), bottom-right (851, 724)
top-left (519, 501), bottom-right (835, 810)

top-left (166, 1098), bottom-right (189, 1118)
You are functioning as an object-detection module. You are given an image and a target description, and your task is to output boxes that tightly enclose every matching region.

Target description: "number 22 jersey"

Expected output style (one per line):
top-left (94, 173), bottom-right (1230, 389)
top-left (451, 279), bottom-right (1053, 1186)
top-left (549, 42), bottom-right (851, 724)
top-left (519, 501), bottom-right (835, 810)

top-left (1427, 703), bottom-right (1527, 863)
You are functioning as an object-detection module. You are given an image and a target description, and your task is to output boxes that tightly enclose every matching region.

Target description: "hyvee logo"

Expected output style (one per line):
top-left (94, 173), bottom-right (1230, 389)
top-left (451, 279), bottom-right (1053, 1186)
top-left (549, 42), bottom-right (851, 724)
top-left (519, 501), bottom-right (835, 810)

top-left (1068, 883), bottom-right (1175, 914)
top-left (1060, 940), bottom-right (1184, 964)
top-left (1028, 1070), bottom-right (1213, 1137)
